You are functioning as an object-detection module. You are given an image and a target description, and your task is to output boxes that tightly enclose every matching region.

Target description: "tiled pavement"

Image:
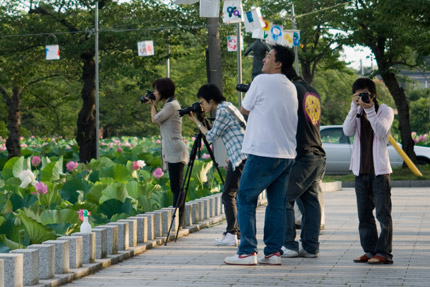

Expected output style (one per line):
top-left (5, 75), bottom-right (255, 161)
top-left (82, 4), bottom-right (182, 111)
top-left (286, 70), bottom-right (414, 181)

top-left (63, 187), bottom-right (430, 287)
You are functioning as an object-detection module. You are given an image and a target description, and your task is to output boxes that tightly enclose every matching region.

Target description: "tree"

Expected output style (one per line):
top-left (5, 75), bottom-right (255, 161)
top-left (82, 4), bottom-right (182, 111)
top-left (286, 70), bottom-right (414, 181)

top-left (337, 0), bottom-right (430, 162)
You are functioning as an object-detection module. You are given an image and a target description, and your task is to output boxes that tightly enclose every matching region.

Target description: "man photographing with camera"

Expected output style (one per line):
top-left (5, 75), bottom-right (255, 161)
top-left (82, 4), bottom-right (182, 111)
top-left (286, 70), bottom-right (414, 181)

top-left (188, 83), bottom-right (247, 246)
top-left (343, 77), bottom-right (394, 265)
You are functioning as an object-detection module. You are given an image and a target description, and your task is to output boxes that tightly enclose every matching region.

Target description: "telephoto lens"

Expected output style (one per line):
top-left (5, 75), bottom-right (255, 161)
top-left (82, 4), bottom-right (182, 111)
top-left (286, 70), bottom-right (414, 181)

top-left (359, 92), bottom-right (370, 104)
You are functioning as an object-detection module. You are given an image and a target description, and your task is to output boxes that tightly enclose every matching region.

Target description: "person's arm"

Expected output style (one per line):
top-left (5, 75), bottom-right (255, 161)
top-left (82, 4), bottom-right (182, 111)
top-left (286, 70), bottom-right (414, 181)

top-left (343, 94), bottom-right (360, 136)
top-left (150, 101), bottom-right (158, 124)
top-left (188, 112), bottom-right (209, 135)
top-left (240, 106), bottom-right (250, 116)
top-left (365, 104), bottom-right (394, 138)
top-left (153, 102), bottom-right (176, 124)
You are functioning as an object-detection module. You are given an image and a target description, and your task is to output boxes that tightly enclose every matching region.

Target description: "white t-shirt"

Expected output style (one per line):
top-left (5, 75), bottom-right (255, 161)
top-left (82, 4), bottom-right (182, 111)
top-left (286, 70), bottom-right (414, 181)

top-left (241, 73), bottom-right (298, 159)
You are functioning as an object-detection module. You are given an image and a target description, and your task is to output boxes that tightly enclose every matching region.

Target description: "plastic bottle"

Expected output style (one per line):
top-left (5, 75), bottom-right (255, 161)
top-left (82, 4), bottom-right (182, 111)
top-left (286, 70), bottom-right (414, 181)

top-left (80, 209), bottom-right (92, 233)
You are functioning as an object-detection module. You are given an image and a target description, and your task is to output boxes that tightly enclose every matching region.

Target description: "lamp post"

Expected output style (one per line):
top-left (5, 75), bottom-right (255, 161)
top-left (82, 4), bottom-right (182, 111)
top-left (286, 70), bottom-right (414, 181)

top-left (95, 1), bottom-right (100, 158)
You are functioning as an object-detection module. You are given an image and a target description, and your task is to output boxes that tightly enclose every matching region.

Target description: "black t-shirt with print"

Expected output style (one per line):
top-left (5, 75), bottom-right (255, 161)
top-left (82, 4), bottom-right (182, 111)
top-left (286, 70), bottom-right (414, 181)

top-left (294, 80), bottom-right (326, 159)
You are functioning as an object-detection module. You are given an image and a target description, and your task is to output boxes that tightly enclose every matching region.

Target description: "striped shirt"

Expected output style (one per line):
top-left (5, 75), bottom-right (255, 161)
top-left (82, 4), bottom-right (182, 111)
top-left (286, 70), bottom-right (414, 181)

top-left (205, 102), bottom-right (247, 170)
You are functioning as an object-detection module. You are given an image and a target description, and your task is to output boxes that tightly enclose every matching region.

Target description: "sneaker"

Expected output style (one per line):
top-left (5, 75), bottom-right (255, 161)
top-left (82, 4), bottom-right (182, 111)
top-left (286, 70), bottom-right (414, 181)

top-left (299, 248), bottom-right (319, 258)
top-left (281, 246), bottom-right (299, 258)
top-left (224, 253), bottom-right (257, 265)
top-left (214, 232), bottom-right (237, 246)
top-left (258, 251), bottom-right (282, 265)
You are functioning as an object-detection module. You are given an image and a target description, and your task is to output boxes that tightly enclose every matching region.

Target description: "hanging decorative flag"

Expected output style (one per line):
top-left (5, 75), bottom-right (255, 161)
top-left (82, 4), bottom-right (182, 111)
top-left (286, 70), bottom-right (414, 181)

top-left (222, 0), bottom-right (244, 23)
top-left (267, 24), bottom-right (283, 45)
top-left (252, 20), bottom-right (271, 40)
top-left (200, 0), bottom-right (220, 18)
top-left (244, 7), bottom-right (265, 32)
top-left (45, 45), bottom-right (60, 60)
top-left (292, 30), bottom-right (301, 46)
top-left (175, 0), bottom-right (199, 4)
top-left (227, 35), bottom-right (243, 52)
top-left (137, 41), bottom-right (154, 56)
top-left (282, 30), bottom-right (294, 47)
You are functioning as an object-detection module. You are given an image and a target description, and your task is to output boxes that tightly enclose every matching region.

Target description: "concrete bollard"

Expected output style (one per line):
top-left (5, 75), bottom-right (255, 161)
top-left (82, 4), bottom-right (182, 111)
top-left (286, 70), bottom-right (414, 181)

top-left (137, 213), bottom-right (155, 241)
top-left (208, 196), bottom-right (216, 218)
top-left (0, 258), bottom-right (4, 287)
top-left (118, 219), bottom-right (138, 247)
top-left (0, 253), bottom-right (23, 287)
top-left (10, 248), bottom-right (39, 286)
top-left (161, 208), bottom-right (178, 234)
top-left (149, 211), bottom-right (163, 238)
top-left (191, 201), bottom-right (200, 224)
top-left (213, 194), bottom-right (222, 216)
top-left (184, 203), bottom-right (193, 227)
top-left (128, 216), bottom-right (148, 243)
top-left (57, 236), bottom-right (83, 269)
top-left (27, 244), bottom-right (55, 279)
top-left (96, 225), bottom-right (118, 255)
top-left (42, 240), bottom-right (70, 274)
top-left (107, 221), bottom-right (129, 251)
top-left (73, 232), bottom-right (96, 264)
top-left (92, 228), bottom-right (108, 259)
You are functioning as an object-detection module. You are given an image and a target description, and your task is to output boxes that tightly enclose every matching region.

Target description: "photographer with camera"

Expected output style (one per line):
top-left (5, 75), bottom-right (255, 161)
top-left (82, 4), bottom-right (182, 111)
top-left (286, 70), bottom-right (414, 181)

top-left (343, 77), bottom-right (394, 264)
top-left (143, 78), bottom-right (189, 227)
top-left (188, 83), bottom-right (247, 247)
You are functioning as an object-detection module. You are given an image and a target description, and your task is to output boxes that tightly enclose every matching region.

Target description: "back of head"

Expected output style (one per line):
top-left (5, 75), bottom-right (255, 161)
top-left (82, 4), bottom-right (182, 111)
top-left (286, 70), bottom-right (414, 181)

top-left (152, 78), bottom-right (176, 100)
top-left (272, 44), bottom-right (295, 75)
top-left (352, 77), bottom-right (377, 98)
top-left (197, 83), bottom-right (226, 104)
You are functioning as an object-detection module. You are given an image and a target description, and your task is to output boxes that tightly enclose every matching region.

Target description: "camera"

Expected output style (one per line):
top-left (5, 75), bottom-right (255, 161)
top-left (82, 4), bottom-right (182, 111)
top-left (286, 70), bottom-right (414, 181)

top-left (140, 90), bottom-right (156, 103)
top-left (178, 102), bottom-right (203, 117)
top-left (359, 92), bottom-right (371, 104)
top-left (236, 83), bottom-right (251, 93)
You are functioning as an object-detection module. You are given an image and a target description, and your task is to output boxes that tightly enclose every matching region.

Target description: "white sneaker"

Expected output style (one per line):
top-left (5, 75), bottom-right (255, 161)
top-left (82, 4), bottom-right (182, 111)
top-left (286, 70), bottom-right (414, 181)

top-left (214, 232), bottom-right (237, 246)
top-left (299, 248), bottom-right (319, 258)
top-left (224, 253), bottom-right (257, 265)
top-left (281, 246), bottom-right (299, 258)
top-left (258, 252), bottom-right (282, 265)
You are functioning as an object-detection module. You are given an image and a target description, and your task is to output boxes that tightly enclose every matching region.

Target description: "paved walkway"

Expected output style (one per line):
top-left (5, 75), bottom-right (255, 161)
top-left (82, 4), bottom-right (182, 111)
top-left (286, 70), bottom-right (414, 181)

top-left (63, 187), bottom-right (430, 287)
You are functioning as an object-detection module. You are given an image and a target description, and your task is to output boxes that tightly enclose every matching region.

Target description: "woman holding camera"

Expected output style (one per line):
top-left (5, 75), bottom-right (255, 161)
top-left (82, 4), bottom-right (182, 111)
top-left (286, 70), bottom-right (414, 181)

top-left (188, 83), bottom-right (247, 246)
top-left (144, 78), bottom-right (189, 227)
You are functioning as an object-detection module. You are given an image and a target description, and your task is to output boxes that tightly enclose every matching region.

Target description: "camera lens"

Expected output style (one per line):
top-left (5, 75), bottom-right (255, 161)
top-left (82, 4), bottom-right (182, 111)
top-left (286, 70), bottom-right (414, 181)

top-left (140, 90), bottom-right (155, 103)
top-left (359, 92), bottom-right (370, 104)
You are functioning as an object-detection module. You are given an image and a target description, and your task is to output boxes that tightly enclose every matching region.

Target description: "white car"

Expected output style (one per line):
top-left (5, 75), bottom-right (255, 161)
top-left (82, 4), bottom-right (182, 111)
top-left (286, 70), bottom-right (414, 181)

top-left (320, 125), bottom-right (430, 174)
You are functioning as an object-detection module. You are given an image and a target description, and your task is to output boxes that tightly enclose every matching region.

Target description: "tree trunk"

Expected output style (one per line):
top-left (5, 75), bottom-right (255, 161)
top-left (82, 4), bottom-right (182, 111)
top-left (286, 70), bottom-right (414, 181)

top-left (301, 60), bottom-right (314, 84)
top-left (379, 70), bottom-right (417, 162)
top-left (5, 87), bottom-right (22, 157)
top-left (76, 53), bottom-right (97, 163)
top-left (206, 18), bottom-right (223, 92)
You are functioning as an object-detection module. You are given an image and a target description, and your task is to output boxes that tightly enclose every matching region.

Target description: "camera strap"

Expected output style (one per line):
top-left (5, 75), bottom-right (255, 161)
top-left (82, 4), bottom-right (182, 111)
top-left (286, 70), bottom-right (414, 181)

top-left (225, 104), bottom-right (246, 129)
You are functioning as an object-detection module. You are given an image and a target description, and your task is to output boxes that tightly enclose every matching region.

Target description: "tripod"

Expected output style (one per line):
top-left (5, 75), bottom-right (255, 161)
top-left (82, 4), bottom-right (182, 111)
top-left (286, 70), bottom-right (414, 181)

top-left (165, 127), bottom-right (225, 245)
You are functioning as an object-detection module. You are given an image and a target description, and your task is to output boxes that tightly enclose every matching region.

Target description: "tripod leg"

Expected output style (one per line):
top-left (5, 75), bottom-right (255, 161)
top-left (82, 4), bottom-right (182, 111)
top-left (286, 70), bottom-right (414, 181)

top-left (165, 134), bottom-right (202, 245)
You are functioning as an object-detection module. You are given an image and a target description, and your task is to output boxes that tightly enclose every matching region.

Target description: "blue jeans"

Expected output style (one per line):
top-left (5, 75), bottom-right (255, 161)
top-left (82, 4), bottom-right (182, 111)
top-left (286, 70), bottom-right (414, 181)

top-left (237, 154), bottom-right (294, 256)
top-left (355, 174), bottom-right (393, 260)
top-left (284, 154), bottom-right (326, 254)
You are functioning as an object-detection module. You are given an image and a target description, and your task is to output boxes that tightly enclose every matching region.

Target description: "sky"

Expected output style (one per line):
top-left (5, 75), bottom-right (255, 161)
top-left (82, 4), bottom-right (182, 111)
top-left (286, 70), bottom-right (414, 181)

top-left (340, 45), bottom-right (375, 70)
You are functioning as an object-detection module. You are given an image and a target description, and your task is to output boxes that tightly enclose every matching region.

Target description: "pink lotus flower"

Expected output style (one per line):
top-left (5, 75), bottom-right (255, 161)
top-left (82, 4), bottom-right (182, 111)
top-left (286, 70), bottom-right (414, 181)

top-left (21, 143), bottom-right (27, 148)
top-left (155, 139), bottom-right (161, 144)
top-left (202, 153), bottom-right (210, 159)
top-left (35, 182), bottom-right (48, 194)
top-left (152, 168), bottom-right (164, 178)
top-left (117, 147), bottom-right (123, 153)
top-left (411, 131), bottom-right (417, 137)
top-left (0, 144), bottom-right (6, 152)
top-left (132, 161), bottom-right (140, 170)
top-left (31, 156), bottom-right (41, 167)
top-left (66, 161), bottom-right (79, 172)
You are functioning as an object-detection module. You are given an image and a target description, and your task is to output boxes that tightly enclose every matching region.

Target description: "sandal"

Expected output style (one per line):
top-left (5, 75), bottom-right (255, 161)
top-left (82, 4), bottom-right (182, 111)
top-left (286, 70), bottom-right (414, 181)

top-left (368, 255), bottom-right (393, 264)
top-left (353, 254), bottom-right (370, 263)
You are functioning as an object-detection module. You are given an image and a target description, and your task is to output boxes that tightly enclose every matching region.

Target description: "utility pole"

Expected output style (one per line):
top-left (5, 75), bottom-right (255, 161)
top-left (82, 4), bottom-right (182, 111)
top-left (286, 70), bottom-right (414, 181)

top-left (291, 3), bottom-right (300, 74)
top-left (236, 22), bottom-right (243, 108)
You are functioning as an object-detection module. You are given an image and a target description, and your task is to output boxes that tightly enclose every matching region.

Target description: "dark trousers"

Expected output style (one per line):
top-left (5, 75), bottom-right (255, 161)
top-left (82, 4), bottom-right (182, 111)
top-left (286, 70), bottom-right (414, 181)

top-left (284, 154), bottom-right (326, 254)
top-left (222, 160), bottom-right (245, 235)
top-left (355, 174), bottom-right (393, 260)
top-left (168, 162), bottom-right (185, 227)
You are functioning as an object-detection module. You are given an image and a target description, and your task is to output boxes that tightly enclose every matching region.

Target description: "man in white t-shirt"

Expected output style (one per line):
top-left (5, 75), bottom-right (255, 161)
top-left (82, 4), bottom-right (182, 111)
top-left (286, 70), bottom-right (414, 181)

top-left (224, 45), bottom-right (298, 266)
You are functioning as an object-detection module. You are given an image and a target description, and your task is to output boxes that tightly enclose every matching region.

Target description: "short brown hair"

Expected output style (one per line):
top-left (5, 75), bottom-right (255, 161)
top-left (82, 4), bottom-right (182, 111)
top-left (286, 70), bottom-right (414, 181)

top-left (152, 78), bottom-right (176, 100)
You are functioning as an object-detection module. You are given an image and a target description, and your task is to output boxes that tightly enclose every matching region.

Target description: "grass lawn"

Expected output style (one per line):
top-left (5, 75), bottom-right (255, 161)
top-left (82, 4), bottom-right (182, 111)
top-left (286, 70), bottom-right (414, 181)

top-left (323, 164), bottom-right (430, 182)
